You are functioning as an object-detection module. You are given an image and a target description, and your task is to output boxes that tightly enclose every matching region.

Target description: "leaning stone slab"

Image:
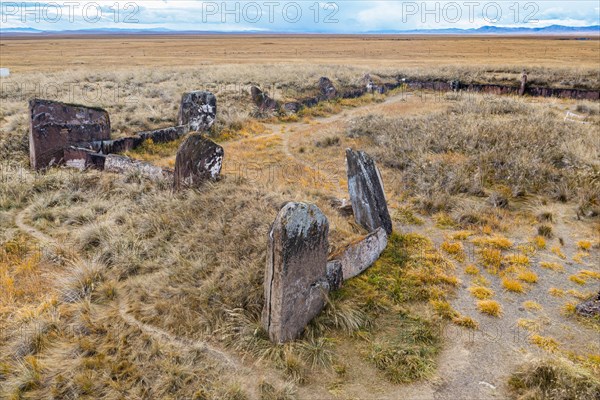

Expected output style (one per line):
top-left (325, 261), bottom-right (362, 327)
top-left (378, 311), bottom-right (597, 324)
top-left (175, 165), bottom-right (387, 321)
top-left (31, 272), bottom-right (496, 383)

top-left (173, 134), bottom-right (223, 191)
top-left (333, 227), bottom-right (387, 281)
top-left (346, 148), bottom-right (393, 235)
top-left (138, 125), bottom-right (189, 144)
top-left (177, 91), bottom-right (217, 132)
top-left (251, 86), bottom-right (279, 112)
top-left (29, 99), bottom-right (110, 170)
top-left (104, 154), bottom-right (168, 180)
top-left (262, 202), bottom-right (330, 343)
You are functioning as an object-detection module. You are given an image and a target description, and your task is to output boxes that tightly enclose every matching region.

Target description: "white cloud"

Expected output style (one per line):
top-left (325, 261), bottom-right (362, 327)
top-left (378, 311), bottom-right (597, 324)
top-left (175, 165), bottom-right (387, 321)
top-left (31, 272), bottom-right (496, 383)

top-left (0, 0), bottom-right (598, 32)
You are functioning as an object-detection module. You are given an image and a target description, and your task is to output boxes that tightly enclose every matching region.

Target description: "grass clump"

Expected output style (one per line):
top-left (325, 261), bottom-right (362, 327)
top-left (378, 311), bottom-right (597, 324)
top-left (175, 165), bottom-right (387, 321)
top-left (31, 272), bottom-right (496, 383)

top-left (450, 230), bottom-right (474, 240)
top-left (468, 286), bottom-right (494, 300)
top-left (465, 264), bottom-right (479, 275)
top-left (517, 270), bottom-right (538, 284)
top-left (440, 241), bottom-right (465, 262)
top-left (579, 270), bottom-right (600, 280)
top-left (540, 262), bottom-right (564, 272)
top-left (569, 275), bottom-right (587, 285)
top-left (529, 334), bottom-right (559, 352)
top-left (502, 278), bottom-right (525, 293)
top-left (472, 235), bottom-right (513, 250)
top-left (452, 316), bottom-right (479, 330)
top-left (477, 300), bottom-right (502, 317)
top-left (533, 236), bottom-right (546, 249)
top-left (430, 300), bottom-right (459, 320)
top-left (505, 254), bottom-right (530, 267)
top-left (478, 247), bottom-right (503, 273)
top-left (577, 240), bottom-right (592, 251)
top-left (509, 358), bottom-right (600, 400)
top-left (368, 315), bottom-right (441, 384)
top-left (551, 246), bottom-right (566, 259)
top-left (548, 288), bottom-right (565, 297)
top-left (522, 300), bottom-right (542, 311)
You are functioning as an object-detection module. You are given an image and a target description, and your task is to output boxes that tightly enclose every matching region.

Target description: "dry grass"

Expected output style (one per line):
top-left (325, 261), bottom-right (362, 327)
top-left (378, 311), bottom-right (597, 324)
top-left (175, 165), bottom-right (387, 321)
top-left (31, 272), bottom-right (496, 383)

top-left (468, 286), bottom-right (494, 300)
top-left (464, 264), bottom-right (479, 275)
top-left (540, 262), bottom-right (565, 272)
top-left (530, 335), bottom-right (560, 353)
top-left (476, 300), bottom-right (502, 317)
top-left (440, 241), bottom-right (465, 262)
top-left (549, 288), bottom-right (566, 297)
top-left (517, 270), bottom-right (538, 284)
top-left (502, 278), bottom-right (525, 293)
top-left (509, 358), bottom-right (600, 400)
top-left (522, 301), bottom-right (542, 311)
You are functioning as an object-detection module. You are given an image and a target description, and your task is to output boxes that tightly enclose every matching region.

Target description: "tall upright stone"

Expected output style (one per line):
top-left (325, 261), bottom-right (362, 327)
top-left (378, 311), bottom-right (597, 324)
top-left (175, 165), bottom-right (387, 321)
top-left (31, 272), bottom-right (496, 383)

top-left (346, 149), bottom-right (393, 235)
top-left (173, 134), bottom-right (223, 191)
top-left (519, 70), bottom-right (528, 96)
top-left (177, 91), bottom-right (217, 132)
top-left (262, 202), bottom-right (330, 343)
top-left (29, 99), bottom-right (110, 170)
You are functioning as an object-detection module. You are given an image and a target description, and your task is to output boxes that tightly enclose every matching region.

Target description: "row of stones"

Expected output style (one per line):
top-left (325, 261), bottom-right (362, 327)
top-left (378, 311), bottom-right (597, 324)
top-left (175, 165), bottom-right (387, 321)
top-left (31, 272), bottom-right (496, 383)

top-left (262, 148), bottom-right (393, 343)
top-left (28, 92), bottom-right (223, 190)
top-left (28, 91), bottom-right (217, 171)
top-left (251, 75), bottom-right (392, 113)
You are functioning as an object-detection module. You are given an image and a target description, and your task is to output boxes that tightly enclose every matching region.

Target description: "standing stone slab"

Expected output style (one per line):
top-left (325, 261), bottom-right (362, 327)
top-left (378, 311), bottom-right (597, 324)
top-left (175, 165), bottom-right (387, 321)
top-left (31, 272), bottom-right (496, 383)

top-left (29, 99), bottom-right (110, 170)
top-left (262, 202), bottom-right (330, 343)
top-left (177, 91), bottom-right (217, 131)
top-left (334, 227), bottom-right (388, 280)
top-left (346, 149), bottom-right (393, 235)
top-left (173, 134), bottom-right (223, 191)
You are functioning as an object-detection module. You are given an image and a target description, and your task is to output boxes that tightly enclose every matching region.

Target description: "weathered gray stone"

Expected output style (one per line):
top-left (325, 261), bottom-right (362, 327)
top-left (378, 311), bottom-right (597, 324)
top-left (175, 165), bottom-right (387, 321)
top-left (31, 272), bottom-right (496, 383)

top-left (326, 260), bottom-right (343, 291)
top-left (262, 202), bottom-right (330, 343)
top-left (29, 99), bottom-right (110, 170)
top-left (346, 148), bottom-right (393, 234)
top-left (334, 227), bottom-right (388, 280)
top-left (177, 91), bottom-right (217, 131)
top-left (63, 147), bottom-right (106, 170)
top-left (575, 291), bottom-right (600, 318)
top-left (283, 102), bottom-right (302, 114)
top-left (138, 125), bottom-right (189, 143)
top-left (319, 77), bottom-right (337, 100)
top-left (105, 154), bottom-right (167, 180)
top-left (250, 86), bottom-right (279, 112)
top-left (173, 134), bottom-right (223, 191)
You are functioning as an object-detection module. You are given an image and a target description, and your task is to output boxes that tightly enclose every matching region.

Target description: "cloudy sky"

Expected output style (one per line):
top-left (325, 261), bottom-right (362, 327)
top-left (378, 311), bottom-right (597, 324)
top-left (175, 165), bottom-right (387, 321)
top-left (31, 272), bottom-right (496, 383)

top-left (1, 1), bottom-right (599, 32)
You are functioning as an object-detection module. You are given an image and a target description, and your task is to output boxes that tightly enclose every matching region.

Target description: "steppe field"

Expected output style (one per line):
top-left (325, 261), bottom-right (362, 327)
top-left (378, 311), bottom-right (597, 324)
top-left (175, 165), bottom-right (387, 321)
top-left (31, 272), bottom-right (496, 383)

top-left (1, 35), bottom-right (599, 400)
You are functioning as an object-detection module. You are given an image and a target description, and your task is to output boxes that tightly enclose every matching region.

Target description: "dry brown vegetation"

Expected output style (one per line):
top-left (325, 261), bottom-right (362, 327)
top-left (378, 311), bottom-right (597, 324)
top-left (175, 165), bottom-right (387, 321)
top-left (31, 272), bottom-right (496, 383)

top-left (1, 35), bottom-right (600, 399)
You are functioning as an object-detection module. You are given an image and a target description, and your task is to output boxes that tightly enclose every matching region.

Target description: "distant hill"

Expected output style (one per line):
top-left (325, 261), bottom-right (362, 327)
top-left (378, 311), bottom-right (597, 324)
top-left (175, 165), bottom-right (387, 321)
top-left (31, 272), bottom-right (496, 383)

top-left (1, 25), bottom-right (599, 36)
